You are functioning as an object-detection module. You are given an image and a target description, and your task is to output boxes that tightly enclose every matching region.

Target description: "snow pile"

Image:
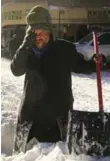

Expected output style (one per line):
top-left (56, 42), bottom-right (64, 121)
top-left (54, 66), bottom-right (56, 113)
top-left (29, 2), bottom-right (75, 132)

top-left (1, 111), bottom-right (17, 155)
top-left (1, 58), bottom-right (110, 161)
top-left (72, 72), bottom-right (110, 112)
top-left (1, 142), bottom-right (110, 161)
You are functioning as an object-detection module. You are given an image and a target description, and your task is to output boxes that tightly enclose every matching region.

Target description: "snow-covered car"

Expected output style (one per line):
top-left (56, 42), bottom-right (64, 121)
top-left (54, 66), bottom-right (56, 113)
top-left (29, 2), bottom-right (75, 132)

top-left (75, 32), bottom-right (110, 62)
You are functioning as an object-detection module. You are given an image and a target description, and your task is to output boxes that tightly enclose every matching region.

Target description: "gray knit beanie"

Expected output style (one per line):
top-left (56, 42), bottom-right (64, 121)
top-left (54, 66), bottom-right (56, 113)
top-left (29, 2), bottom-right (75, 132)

top-left (26, 5), bottom-right (52, 31)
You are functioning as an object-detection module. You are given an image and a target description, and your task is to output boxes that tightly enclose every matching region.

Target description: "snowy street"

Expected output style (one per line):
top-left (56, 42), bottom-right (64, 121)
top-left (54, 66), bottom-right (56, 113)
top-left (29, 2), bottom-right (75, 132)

top-left (1, 58), bottom-right (110, 161)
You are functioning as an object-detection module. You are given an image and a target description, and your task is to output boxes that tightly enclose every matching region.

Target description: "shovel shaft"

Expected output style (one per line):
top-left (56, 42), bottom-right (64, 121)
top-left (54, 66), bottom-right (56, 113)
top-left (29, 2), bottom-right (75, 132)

top-left (93, 32), bottom-right (104, 112)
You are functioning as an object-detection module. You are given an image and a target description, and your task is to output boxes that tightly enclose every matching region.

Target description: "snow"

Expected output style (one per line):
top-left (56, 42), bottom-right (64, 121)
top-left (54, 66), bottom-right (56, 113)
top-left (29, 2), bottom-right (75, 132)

top-left (1, 58), bottom-right (110, 161)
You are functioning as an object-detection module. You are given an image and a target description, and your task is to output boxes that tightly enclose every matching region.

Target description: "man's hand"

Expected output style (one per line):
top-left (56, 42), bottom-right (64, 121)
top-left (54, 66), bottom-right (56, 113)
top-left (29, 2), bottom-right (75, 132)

top-left (92, 54), bottom-right (107, 68)
top-left (22, 31), bottom-right (36, 48)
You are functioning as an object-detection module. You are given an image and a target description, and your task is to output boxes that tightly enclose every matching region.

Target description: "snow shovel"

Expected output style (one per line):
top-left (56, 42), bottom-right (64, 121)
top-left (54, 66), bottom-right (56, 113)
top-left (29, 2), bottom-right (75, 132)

top-left (67, 32), bottom-right (110, 156)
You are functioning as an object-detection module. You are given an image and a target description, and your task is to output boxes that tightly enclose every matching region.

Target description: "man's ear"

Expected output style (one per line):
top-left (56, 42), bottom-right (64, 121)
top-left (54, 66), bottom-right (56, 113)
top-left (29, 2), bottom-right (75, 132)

top-left (50, 33), bottom-right (53, 40)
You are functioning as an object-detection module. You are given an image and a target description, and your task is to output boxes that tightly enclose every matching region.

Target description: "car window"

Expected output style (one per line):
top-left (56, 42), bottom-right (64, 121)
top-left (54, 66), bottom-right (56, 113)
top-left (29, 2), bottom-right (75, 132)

top-left (78, 33), bottom-right (93, 44)
top-left (98, 33), bottom-right (110, 45)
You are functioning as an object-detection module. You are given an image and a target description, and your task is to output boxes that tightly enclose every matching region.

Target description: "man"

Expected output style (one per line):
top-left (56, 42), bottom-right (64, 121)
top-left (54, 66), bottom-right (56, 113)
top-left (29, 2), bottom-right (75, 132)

top-left (11, 6), bottom-right (97, 154)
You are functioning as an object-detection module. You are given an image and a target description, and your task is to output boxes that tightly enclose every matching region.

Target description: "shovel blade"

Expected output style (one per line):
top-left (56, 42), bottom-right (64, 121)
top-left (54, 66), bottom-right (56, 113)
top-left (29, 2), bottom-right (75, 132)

top-left (67, 110), bottom-right (110, 156)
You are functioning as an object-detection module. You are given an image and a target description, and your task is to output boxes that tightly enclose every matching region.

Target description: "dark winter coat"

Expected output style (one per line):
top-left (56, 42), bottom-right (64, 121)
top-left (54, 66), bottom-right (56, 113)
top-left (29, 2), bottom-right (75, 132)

top-left (11, 38), bottom-right (95, 153)
top-left (9, 33), bottom-right (24, 58)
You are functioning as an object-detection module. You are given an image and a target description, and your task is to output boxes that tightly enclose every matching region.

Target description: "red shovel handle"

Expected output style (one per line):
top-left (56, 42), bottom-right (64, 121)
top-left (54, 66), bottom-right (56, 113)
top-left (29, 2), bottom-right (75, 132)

top-left (93, 32), bottom-right (103, 112)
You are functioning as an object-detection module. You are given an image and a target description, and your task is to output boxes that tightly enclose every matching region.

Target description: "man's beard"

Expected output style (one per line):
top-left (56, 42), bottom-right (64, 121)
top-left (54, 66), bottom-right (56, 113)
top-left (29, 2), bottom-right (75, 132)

top-left (36, 40), bottom-right (48, 49)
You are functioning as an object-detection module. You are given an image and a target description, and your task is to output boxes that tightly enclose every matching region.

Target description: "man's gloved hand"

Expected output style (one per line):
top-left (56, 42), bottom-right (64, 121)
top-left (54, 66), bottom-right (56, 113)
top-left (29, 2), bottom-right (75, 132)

top-left (92, 54), bottom-right (107, 68)
top-left (21, 31), bottom-right (36, 50)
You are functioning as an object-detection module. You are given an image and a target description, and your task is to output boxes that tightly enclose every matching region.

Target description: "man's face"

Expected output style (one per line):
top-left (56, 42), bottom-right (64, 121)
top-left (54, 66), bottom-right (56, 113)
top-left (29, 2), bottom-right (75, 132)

top-left (32, 29), bottom-right (50, 49)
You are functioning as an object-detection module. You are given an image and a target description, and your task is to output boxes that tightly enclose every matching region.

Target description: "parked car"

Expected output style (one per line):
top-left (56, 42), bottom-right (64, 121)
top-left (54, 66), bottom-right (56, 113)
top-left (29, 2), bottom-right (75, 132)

top-left (75, 32), bottom-right (110, 63)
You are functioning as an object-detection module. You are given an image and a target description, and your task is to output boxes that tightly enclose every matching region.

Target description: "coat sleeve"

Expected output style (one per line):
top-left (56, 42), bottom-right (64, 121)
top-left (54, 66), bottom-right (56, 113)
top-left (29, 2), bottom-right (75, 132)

top-left (68, 43), bottom-right (95, 73)
top-left (10, 45), bottom-right (32, 76)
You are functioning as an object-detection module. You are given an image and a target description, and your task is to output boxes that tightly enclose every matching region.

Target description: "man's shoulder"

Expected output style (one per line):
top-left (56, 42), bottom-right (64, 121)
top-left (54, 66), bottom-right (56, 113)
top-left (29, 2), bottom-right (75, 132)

top-left (53, 39), bottom-right (74, 47)
top-left (51, 39), bottom-right (76, 53)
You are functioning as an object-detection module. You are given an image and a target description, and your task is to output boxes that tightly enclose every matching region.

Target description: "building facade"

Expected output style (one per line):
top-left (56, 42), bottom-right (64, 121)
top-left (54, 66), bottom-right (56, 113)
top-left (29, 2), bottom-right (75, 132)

top-left (1, 0), bottom-right (110, 57)
top-left (2, 0), bottom-right (110, 7)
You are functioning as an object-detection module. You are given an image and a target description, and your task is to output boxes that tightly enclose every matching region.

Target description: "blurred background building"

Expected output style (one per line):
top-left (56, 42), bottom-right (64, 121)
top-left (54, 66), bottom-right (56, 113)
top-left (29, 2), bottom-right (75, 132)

top-left (2, 0), bottom-right (110, 7)
top-left (1, 0), bottom-right (110, 57)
